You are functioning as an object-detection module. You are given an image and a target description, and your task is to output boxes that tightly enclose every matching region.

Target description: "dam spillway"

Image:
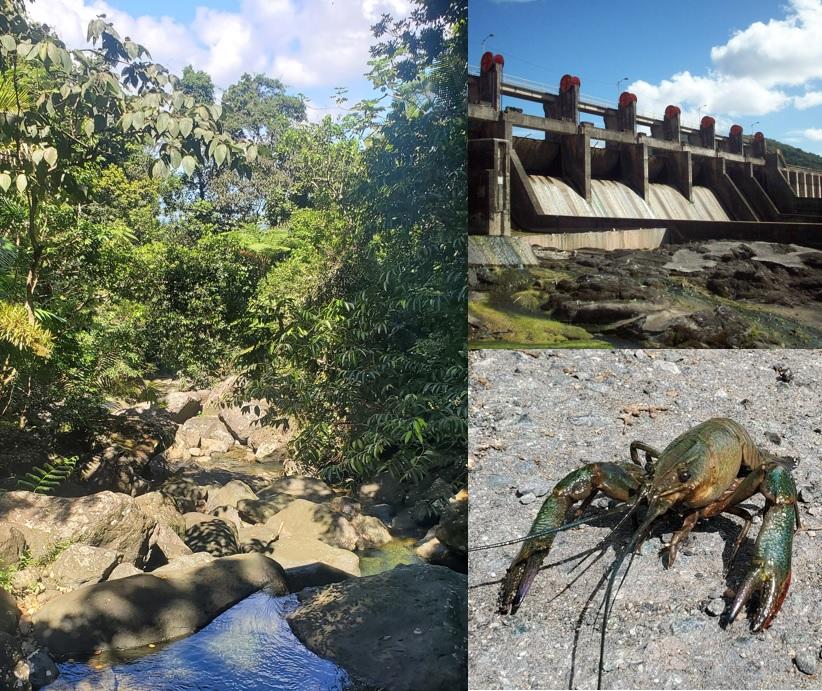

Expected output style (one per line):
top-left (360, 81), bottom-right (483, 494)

top-left (530, 176), bottom-right (730, 222)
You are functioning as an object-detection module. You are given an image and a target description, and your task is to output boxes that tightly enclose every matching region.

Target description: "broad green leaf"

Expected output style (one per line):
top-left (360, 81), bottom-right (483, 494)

top-left (132, 111), bottom-right (145, 130)
top-left (46, 41), bottom-right (59, 65)
top-left (15, 174), bottom-right (27, 192)
top-left (156, 112), bottom-right (170, 134)
top-left (31, 148), bottom-right (44, 165)
top-left (179, 117), bottom-right (193, 137)
top-left (43, 147), bottom-right (58, 167)
top-left (214, 143), bottom-right (227, 166)
top-left (0, 173), bottom-right (10, 192)
top-left (209, 104), bottom-right (222, 120)
top-left (169, 148), bottom-right (182, 169)
top-left (181, 155), bottom-right (196, 177)
top-left (0, 35), bottom-right (15, 53)
top-left (121, 112), bottom-right (132, 132)
top-left (94, 114), bottom-right (106, 132)
top-left (83, 118), bottom-right (94, 137)
top-left (151, 159), bottom-right (168, 179)
top-left (246, 144), bottom-right (258, 162)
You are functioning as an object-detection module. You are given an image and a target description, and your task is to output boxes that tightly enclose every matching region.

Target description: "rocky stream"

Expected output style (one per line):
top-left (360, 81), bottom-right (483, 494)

top-left (0, 378), bottom-right (467, 690)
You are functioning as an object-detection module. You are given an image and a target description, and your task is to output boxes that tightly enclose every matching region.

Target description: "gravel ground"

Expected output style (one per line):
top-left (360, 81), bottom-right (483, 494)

top-left (468, 349), bottom-right (822, 690)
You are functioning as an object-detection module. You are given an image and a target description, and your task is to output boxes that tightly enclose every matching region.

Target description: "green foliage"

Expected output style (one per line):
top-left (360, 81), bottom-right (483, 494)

top-left (180, 65), bottom-right (214, 106)
top-left (769, 138), bottom-right (822, 171)
top-left (242, 0), bottom-right (467, 485)
top-left (17, 455), bottom-right (77, 493)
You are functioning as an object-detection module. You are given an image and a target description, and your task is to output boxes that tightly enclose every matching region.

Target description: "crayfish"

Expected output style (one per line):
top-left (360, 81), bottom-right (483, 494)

top-left (472, 417), bottom-right (798, 688)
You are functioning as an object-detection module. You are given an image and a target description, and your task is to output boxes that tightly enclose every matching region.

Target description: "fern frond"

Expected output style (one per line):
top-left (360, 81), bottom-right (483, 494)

top-left (16, 456), bottom-right (78, 494)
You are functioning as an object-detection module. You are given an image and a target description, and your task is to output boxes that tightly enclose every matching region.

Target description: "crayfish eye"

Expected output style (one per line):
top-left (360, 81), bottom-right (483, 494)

top-left (678, 470), bottom-right (691, 482)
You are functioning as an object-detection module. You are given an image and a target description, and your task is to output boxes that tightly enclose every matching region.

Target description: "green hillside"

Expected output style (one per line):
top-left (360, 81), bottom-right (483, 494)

top-left (768, 139), bottom-right (822, 171)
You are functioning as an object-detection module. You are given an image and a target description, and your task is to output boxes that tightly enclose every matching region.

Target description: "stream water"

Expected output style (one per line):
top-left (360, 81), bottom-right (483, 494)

top-left (45, 539), bottom-right (422, 690)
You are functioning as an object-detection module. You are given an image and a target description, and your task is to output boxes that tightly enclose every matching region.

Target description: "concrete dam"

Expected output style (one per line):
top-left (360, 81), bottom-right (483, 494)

top-left (468, 53), bottom-right (822, 251)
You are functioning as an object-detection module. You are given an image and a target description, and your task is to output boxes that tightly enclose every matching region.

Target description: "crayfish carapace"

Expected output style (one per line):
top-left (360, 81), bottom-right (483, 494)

top-left (471, 417), bottom-right (798, 688)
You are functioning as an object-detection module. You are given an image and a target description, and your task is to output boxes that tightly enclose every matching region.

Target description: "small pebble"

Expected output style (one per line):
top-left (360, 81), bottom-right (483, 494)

top-left (794, 650), bottom-right (817, 675)
top-left (705, 598), bottom-right (725, 616)
top-left (519, 492), bottom-right (537, 505)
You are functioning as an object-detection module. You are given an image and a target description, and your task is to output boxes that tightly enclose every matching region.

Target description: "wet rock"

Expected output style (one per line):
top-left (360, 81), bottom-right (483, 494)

top-left (288, 564), bottom-right (466, 691)
top-left (26, 648), bottom-right (58, 689)
top-left (0, 491), bottom-right (156, 566)
top-left (47, 545), bottom-right (122, 590)
top-left (0, 631), bottom-right (30, 690)
top-left (362, 503), bottom-right (395, 525)
top-left (435, 489), bottom-right (467, 558)
top-left (32, 553), bottom-right (287, 659)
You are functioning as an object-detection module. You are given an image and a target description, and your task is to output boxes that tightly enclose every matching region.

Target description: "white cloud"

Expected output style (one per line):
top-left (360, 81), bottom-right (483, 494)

top-left (804, 128), bottom-right (822, 141)
top-left (26, 0), bottom-right (411, 89)
top-left (710, 0), bottom-right (822, 87)
top-left (627, 0), bottom-right (822, 124)
top-left (794, 90), bottom-right (822, 109)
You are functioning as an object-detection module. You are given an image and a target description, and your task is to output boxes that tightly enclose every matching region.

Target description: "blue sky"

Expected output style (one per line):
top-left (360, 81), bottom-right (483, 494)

top-left (470, 0), bottom-right (822, 154)
top-left (28, 0), bottom-right (411, 120)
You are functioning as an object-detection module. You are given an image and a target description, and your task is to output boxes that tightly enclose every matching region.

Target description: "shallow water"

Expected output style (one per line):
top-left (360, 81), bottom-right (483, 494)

top-left (358, 536), bottom-right (423, 577)
top-left (46, 591), bottom-right (349, 691)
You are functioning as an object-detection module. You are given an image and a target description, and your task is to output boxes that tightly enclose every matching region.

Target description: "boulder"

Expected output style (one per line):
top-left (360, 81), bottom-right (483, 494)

top-left (237, 524), bottom-right (280, 554)
top-left (96, 408), bottom-right (176, 461)
top-left (217, 399), bottom-right (267, 447)
top-left (266, 499), bottom-right (358, 551)
top-left (362, 503), bottom-right (396, 525)
top-left (184, 518), bottom-right (239, 557)
top-left (135, 492), bottom-right (186, 537)
top-left (0, 589), bottom-right (19, 635)
top-left (26, 648), bottom-right (58, 689)
top-left (0, 524), bottom-right (27, 569)
top-left (210, 506), bottom-right (243, 532)
top-left (0, 492), bottom-right (156, 566)
top-left (163, 392), bottom-right (201, 424)
top-left (106, 563), bottom-right (142, 581)
top-left (159, 478), bottom-right (206, 514)
top-left (175, 416), bottom-right (234, 454)
top-left (237, 495), bottom-right (296, 524)
top-left (266, 536), bottom-right (359, 590)
top-left (260, 476), bottom-right (334, 503)
top-left (327, 496), bottom-right (361, 518)
top-left (203, 480), bottom-right (258, 513)
top-left (202, 375), bottom-right (238, 413)
top-left (435, 488), bottom-right (467, 558)
top-left (352, 514), bottom-right (392, 550)
top-left (46, 545), bottom-right (122, 590)
top-left (0, 631), bottom-right (30, 690)
top-left (152, 552), bottom-right (214, 576)
top-left (415, 534), bottom-right (451, 564)
top-left (32, 553), bottom-right (287, 658)
top-left (144, 524), bottom-right (192, 569)
top-left (288, 564), bottom-right (467, 691)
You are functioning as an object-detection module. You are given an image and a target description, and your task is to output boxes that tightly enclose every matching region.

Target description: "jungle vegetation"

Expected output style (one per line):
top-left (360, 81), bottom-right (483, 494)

top-left (0, 0), bottom-right (467, 486)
